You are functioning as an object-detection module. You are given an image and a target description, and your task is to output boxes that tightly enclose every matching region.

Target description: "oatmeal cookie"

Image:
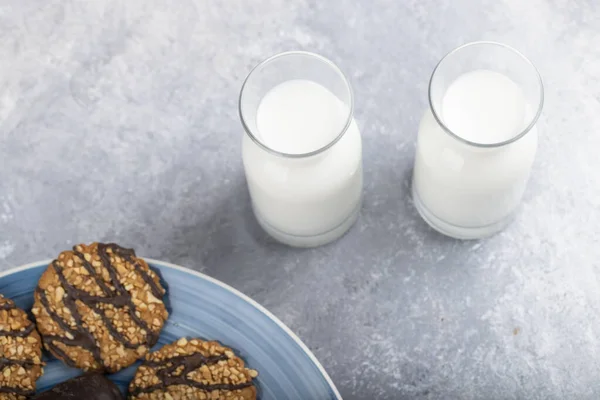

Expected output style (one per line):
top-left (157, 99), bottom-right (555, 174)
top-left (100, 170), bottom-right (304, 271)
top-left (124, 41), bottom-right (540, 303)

top-left (32, 243), bottom-right (168, 373)
top-left (128, 338), bottom-right (258, 400)
top-left (0, 295), bottom-right (43, 399)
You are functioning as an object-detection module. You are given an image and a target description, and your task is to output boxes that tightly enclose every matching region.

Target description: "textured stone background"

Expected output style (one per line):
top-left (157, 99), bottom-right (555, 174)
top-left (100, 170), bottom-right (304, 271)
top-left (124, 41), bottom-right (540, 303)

top-left (1, 1), bottom-right (600, 399)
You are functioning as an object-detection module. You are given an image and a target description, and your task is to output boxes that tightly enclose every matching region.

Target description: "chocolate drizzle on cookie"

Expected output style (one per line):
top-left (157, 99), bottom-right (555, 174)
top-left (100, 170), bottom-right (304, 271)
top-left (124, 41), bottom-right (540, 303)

top-left (0, 323), bottom-right (35, 338)
top-left (0, 358), bottom-right (35, 369)
top-left (36, 243), bottom-right (165, 371)
top-left (0, 298), bottom-right (36, 338)
top-left (0, 385), bottom-right (35, 396)
top-left (129, 352), bottom-right (252, 396)
top-left (0, 302), bottom-right (16, 311)
top-left (0, 297), bottom-right (41, 397)
top-left (0, 356), bottom-right (37, 397)
top-left (36, 285), bottom-right (101, 368)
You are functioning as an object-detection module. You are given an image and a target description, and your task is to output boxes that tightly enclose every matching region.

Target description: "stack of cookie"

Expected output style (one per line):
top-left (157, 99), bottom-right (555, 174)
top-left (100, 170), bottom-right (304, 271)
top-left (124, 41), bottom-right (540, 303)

top-left (0, 242), bottom-right (258, 400)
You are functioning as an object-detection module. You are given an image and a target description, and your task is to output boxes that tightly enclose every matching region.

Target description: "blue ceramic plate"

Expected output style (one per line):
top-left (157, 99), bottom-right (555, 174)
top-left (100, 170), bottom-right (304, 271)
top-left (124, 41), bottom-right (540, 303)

top-left (0, 259), bottom-right (342, 399)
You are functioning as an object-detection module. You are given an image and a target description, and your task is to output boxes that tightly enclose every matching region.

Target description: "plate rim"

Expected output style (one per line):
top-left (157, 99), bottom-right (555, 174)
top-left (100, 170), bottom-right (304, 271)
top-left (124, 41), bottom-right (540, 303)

top-left (0, 258), bottom-right (343, 400)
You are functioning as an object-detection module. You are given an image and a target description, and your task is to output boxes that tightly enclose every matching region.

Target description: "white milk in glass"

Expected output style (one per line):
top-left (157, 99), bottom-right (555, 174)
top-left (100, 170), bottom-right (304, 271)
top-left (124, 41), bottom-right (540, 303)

top-left (243, 79), bottom-right (362, 247)
top-left (413, 69), bottom-right (537, 238)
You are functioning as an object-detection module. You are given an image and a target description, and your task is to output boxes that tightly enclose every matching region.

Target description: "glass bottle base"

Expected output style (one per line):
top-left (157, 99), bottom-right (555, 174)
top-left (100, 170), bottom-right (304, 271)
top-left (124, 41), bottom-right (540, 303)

top-left (412, 185), bottom-right (514, 240)
top-left (253, 201), bottom-right (361, 248)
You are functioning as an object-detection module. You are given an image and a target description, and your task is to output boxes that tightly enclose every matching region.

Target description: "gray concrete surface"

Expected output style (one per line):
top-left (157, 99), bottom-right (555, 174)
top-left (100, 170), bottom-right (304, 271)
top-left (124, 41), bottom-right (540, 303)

top-left (1, 1), bottom-right (600, 398)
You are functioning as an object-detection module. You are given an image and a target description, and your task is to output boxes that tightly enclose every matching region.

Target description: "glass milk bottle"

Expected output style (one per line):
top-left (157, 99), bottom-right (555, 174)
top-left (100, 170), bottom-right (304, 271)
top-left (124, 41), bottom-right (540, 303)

top-left (412, 42), bottom-right (544, 239)
top-left (239, 52), bottom-right (363, 247)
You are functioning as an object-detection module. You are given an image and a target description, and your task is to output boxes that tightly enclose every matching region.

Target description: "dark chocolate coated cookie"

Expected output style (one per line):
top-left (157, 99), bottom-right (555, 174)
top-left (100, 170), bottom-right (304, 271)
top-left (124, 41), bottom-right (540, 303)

top-left (32, 373), bottom-right (124, 400)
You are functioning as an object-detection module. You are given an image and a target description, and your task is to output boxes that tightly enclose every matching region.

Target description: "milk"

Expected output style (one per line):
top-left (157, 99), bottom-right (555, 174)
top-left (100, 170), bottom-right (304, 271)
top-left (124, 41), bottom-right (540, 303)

top-left (441, 70), bottom-right (527, 144)
top-left (413, 69), bottom-right (538, 238)
top-left (243, 79), bottom-right (363, 247)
